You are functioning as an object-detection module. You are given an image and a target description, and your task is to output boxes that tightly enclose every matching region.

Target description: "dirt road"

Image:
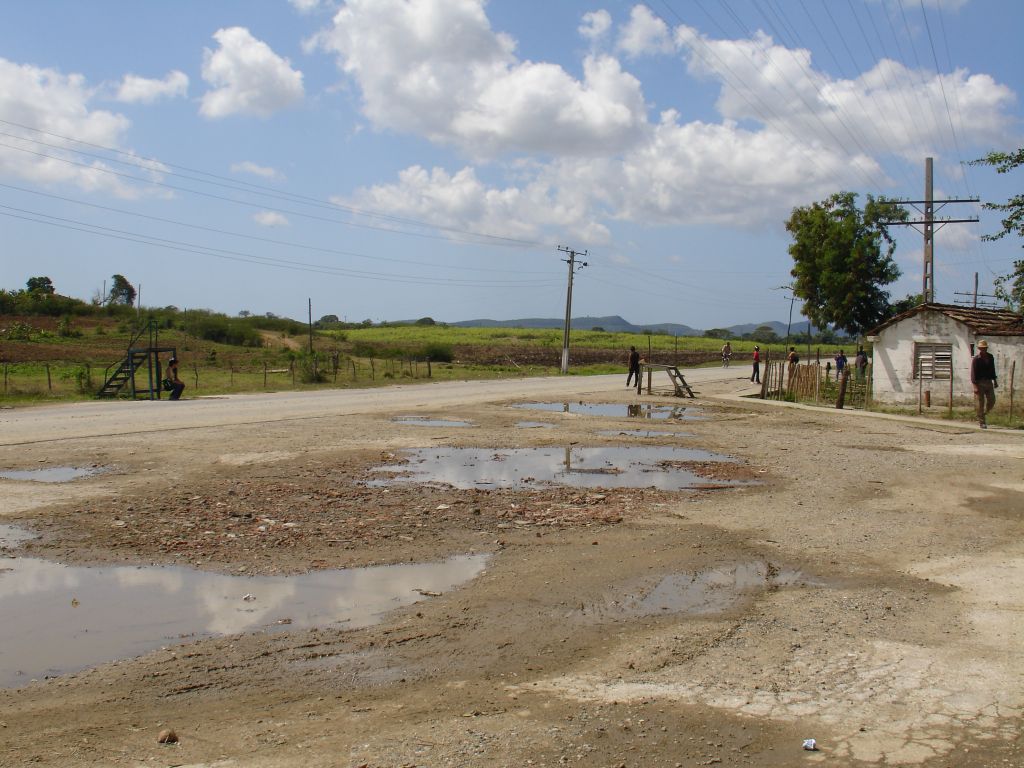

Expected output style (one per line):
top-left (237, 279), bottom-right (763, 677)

top-left (1, 370), bottom-right (1021, 767)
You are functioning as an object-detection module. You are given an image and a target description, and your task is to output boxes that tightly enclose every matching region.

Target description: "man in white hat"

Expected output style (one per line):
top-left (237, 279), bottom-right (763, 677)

top-left (970, 340), bottom-right (997, 428)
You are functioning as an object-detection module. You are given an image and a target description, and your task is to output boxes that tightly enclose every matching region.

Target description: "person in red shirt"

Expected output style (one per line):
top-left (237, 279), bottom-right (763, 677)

top-left (750, 345), bottom-right (761, 383)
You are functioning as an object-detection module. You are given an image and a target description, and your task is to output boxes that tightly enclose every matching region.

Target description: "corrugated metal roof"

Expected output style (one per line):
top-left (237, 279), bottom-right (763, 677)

top-left (867, 302), bottom-right (1024, 337)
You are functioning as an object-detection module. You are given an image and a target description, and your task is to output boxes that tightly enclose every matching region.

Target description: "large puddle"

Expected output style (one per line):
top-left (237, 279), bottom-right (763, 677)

top-left (0, 465), bottom-right (106, 483)
top-left (392, 417), bottom-right (474, 428)
top-left (0, 533), bottom-right (487, 687)
top-left (512, 402), bottom-right (701, 420)
top-left (598, 561), bottom-right (823, 618)
top-left (598, 429), bottom-right (692, 439)
top-left (368, 446), bottom-right (738, 490)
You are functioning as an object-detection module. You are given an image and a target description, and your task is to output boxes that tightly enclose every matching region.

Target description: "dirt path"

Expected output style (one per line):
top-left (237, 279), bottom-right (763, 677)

top-left (0, 371), bottom-right (1021, 767)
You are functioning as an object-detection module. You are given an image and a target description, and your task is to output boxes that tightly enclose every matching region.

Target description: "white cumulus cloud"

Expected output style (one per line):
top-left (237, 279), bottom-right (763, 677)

top-left (310, 0), bottom-right (648, 157)
top-left (343, 164), bottom-right (610, 244)
top-left (200, 27), bottom-right (304, 119)
top-left (0, 57), bottom-right (161, 197)
top-left (617, 5), bottom-right (674, 57)
top-left (231, 160), bottom-right (284, 180)
top-left (115, 70), bottom-right (189, 104)
top-left (579, 10), bottom-right (611, 44)
top-left (253, 210), bottom-right (290, 227)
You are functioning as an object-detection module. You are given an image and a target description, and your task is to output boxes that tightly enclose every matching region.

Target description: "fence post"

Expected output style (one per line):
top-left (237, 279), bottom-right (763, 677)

top-left (836, 368), bottom-right (849, 409)
top-left (370, 358), bottom-right (375, 380)
top-left (427, 356), bottom-right (432, 378)
top-left (264, 362), bottom-right (268, 388)
top-left (3, 363), bottom-right (7, 394)
top-left (291, 361), bottom-right (295, 385)
top-left (46, 363), bottom-right (52, 391)
top-left (351, 359), bottom-right (357, 380)
top-left (192, 363), bottom-right (199, 391)
top-left (1009, 360), bottom-right (1016, 423)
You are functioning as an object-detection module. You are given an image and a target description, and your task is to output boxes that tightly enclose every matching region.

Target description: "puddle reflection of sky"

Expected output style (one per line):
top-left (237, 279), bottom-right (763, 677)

top-left (369, 446), bottom-right (735, 491)
top-left (0, 466), bottom-right (106, 483)
top-left (512, 402), bottom-right (702, 420)
top-left (0, 545), bottom-right (487, 687)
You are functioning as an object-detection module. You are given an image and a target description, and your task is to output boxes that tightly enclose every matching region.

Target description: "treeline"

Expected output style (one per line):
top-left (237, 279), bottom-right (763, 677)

top-left (1, 277), bottom-right (304, 348)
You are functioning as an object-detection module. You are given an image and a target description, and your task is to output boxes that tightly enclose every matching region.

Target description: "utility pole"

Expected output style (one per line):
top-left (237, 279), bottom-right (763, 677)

top-left (557, 245), bottom-right (588, 374)
top-left (773, 284), bottom-right (796, 347)
top-left (953, 273), bottom-right (1000, 308)
top-left (880, 157), bottom-right (978, 303)
top-left (308, 298), bottom-right (314, 354)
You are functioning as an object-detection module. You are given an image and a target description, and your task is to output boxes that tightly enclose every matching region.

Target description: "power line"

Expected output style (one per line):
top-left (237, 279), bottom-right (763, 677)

top-left (0, 205), bottom-right (562, 290)
top-left (0, 117), bottom-right (548, 249)
top-left (0, 182), bottom-right (553, 277)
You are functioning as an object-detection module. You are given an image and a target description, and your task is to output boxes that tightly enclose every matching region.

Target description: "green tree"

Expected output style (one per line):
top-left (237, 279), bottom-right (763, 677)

top-left (703, 328), bottom-right (732, 339)
top-left (993, 261), bottom-right (1024, 311)
top-left (970, 149), bottom-right (1023, 311)
top-left (970, 148), bottom-right (1024, 244)
top-left (786, 192), bottom-right (906, 336)
top-left (749, 324), bottom-right (779, 344)
top-left (890, 293), bottom-right (924, 315)
top-left (26, 276), bottom-right (55, 295)
top-left (108, 274), bottom-right (136, 306)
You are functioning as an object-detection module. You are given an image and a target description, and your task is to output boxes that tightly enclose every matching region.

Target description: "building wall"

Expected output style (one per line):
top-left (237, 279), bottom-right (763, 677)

top-left (870, 310), bottom-right (1024, 405)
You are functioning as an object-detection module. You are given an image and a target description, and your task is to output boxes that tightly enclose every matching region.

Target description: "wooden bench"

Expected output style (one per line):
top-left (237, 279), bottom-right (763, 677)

top-left (638, 363), bottom-right (695, 397)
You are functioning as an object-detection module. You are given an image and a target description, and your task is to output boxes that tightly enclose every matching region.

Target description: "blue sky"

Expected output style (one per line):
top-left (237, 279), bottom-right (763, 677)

top-left (1, 0), bottom-right (1021, 329)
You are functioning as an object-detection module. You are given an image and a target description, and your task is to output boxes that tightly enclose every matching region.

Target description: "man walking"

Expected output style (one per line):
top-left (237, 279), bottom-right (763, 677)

top-left (971, 340), bottom-right (997, 428)
top-left (750, 345), bottom-right (760, 383)
top-left (626, 346), bottom-right (641, 388)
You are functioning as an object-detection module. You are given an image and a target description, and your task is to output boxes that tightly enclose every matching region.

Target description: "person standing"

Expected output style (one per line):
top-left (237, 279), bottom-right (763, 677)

top-left (971, 340), bottom-right (997, 428)
top-left (834, 350), bottom-right (847, 380)
top-left (750, 345), bottom-right (761, 383)
top-left (626, 346), bottom-right (641, 388)
top-left (855, 348), bottom-right (868, 380)
top-left (721, 341), bottom-right (732, 367)
top-left (166, 356), bottom-right (185, 401)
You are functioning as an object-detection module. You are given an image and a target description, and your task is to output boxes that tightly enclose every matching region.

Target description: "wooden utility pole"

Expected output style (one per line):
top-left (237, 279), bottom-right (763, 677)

top-left (557, 245), bottom-right (588, 374)
top-left (308, 298), bottom-right (314, 353)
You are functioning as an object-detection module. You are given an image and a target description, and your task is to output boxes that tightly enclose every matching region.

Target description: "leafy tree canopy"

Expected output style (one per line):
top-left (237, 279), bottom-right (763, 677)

top-left (970, 149), bottom-right (1023, 311)
top-left (26, 276), bottom-right (55, 295)
top-left (108, 274), bottom-right (136, 306)
top-left (703, 328), bottom-right (732, 339)
top-left (786, 191), bottom-right (907, 336)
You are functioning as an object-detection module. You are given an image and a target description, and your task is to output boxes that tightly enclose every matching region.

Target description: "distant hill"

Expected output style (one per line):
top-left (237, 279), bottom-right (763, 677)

top-left (451, 315), bottom-right (811, 338)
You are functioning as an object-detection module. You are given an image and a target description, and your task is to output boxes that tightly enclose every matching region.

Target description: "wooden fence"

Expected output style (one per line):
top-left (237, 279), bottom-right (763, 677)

top-left (761, 360), bottom-right (872, 408)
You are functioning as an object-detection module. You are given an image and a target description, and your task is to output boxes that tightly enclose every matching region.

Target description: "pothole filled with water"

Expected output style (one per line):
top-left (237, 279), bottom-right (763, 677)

top-left (598, 429), bottom-right (693, 439)
top-left (515, 421), bottom-right (557, 429)
top-left (392, 417), bottom-right (474, 428)
top-left (368, 446), bottom-right (742, 491)
top-left (0, 524), bottom-right (37, 549)
top-left (596, 561), bottom-right (824, 618)
top-left (512, 402), bottom-right (701, 420)
top-left (0, 466), bottom-right (107, 483)
top-left (0, 536), bottom-right (488, 687)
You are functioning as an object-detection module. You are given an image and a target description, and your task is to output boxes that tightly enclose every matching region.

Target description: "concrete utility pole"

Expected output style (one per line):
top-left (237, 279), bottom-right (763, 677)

top-left (557, 245), bottom-right (588, 374)
top-left (880, 157), bottom-right (978, 303)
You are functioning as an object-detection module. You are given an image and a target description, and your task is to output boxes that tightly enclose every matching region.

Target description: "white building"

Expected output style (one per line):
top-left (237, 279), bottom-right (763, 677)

top-left (865, 303), bottom-right (1024, 405)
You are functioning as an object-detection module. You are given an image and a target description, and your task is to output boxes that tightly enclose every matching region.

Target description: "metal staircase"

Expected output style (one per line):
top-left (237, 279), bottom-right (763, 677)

top-left (97, 320), bottom-right (177, 399)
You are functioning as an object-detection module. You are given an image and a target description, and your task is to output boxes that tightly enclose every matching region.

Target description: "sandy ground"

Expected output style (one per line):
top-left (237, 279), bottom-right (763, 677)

top-left (0, 369), bottom-right (1021, 767)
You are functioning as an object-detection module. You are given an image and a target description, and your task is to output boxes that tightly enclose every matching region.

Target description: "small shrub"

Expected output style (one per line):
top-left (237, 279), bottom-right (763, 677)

top-left (420, 343), bottom-right (453, 362)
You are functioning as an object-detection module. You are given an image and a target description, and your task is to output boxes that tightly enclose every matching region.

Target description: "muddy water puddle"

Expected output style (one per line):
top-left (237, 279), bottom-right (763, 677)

top-left (0, 465), bottom-right (107, 482)
top-left (0, 537), bottom-right (487, 687)
top-left (392, 417), bottom-right (474, 427)
top-left (597, 562), bottom-right (824, 618)
top-left (369, 446), bottom-right (738, 490)
top-left (598, 429), bottom-right (693, 439)
top-left (513, 402), bottom-right (701, 420)
top-left (515, 421), bottom-right (557, 429)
